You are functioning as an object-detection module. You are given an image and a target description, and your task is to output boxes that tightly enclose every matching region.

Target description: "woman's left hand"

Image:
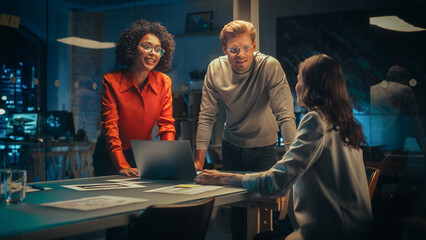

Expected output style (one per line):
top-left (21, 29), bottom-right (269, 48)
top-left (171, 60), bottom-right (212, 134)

top-left (194, 169), bottom-right (224, 185)
top-left (194, 169), bottom-right (243, 187)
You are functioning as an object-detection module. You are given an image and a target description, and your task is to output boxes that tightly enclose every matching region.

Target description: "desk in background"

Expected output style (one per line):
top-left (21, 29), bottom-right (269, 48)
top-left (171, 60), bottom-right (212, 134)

top-left (0, 140), bottom-right (96, 182)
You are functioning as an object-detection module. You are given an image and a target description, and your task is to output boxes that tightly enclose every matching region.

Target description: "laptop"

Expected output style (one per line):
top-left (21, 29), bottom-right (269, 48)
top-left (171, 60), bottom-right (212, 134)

top-left (131, 140), bottom-right (197, 181)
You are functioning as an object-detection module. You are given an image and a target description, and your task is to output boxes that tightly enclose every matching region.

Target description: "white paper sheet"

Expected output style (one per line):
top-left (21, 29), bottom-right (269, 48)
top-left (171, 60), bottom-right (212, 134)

top-left (42, 195), bottom-right (148, 211)
top-left (144, 184), bottom-right (224, 195)
top-left (61, 182), bottom-right (145, 191)
top-left (106, 178), bottom-right (150, 184)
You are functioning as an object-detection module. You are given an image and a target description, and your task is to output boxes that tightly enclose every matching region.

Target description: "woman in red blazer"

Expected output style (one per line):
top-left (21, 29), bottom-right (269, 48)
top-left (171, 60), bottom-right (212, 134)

top-left (93, 19), bottom-right (176, 177)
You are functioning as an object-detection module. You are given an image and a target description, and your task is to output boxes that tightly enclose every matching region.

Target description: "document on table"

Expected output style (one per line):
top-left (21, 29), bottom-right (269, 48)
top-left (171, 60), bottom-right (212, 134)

top-left (61, 182), bottom-right (145, 191)
top-left (106, 177), bottom-right (140, 182)
top-left (106, 178), bottom-right (150, 184)
top-left (145, 184), bottom-right (224, 195)
top-left (26, 186), bottom-right (52, 192)
top-left (42, 195), bottom-right (148, 211)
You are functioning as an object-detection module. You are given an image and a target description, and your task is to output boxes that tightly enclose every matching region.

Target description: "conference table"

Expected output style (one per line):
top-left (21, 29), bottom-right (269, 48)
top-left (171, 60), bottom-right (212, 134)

top-left (0, 175), bottom-right (286, 240)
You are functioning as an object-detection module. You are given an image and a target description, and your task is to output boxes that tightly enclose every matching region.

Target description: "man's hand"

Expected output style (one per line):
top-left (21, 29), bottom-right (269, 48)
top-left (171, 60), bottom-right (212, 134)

top-left (194, 161), bottom-right (204, 171)
top-left (119, 168), bottom-right (139, 177)
top-left (194, 149), bottom-right (207, 171)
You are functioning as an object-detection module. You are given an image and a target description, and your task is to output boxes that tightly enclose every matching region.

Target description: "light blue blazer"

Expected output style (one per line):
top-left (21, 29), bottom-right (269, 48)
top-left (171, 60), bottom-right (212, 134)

top-left (243, 111), bottom-right (372, 240)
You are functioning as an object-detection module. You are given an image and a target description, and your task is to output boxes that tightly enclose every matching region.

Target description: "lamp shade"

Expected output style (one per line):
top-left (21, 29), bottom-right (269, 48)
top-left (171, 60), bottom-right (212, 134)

top-left (0, 100), bottom-right (5, 115)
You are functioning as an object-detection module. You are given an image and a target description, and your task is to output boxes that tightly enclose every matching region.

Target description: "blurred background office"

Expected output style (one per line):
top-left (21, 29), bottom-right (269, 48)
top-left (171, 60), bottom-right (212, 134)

top-left (0, 0), bottom-right (424, 184)
top-left (1, 0), bottom-right (425, 239)
top-left (1, 0), bottom-right (425, 185)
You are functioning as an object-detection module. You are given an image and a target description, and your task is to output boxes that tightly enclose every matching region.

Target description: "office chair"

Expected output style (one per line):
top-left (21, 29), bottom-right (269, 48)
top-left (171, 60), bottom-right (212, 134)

top-left (367, 189), bottom-right (418, 240)
top-left (128, 197), bottom-right (215, 240)
top-left (364, 148), bottom-right (408, 181)
top-left (365, 167), bottom-right (381, 201)
top-left (252, 168), bottom-right (384, 240)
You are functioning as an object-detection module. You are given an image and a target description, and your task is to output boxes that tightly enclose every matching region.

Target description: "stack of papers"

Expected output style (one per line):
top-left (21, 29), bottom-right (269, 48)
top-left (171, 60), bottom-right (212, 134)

top-left (61, 182), bottom-right (145, 191)
top-left (145, 184), bottom-right (224, 195)
top-left (42, 195), bottom-right (148, 211)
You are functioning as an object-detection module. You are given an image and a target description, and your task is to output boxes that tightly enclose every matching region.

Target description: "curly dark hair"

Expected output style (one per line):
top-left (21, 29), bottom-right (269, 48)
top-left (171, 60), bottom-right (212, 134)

top-left (115, 19), bottom-right (175, 73)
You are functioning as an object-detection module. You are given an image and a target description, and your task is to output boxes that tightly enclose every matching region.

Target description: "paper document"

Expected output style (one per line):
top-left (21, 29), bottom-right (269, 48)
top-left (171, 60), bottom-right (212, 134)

top-left (106, 178), bottom-right (150, 184)
top-left (145, 185), bottom-right (224, 195)
top-left (42, 195), bottom-right (148, 211)
top-left (26, 186), bottom-right (52, 192)
top-left (61, 182), bottom-right (145, 191)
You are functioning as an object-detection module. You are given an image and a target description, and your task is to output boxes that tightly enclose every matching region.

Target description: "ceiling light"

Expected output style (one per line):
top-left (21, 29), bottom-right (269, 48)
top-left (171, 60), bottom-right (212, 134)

top-left (57, 37), bottom-right (115, 49)
top-left (370, 16), bottom-right (426, 32)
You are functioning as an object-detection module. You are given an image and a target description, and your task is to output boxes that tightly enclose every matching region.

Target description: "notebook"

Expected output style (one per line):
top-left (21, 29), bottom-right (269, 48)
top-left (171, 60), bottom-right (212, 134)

top-left (131, 140), bottom-right (197, 181)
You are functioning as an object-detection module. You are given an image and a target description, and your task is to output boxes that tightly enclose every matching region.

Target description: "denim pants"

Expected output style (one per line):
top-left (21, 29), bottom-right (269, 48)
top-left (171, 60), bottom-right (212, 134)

top-left (222, 140), bottom-right (278, 240)
top-left (222, 140), bottom-right (278, 171)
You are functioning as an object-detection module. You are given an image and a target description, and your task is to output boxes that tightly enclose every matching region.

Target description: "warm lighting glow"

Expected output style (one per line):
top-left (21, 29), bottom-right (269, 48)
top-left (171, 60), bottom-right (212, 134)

top-left (57, 37), bottom-right (115, 49)
top-left (370, 16), bottom-right (426, 32)
top-left (0, 109), bottom-right (5, 115)
top-left (409, 78), bottom-right (417, 87)
top-left (380, 80), bottom-right (388, 88)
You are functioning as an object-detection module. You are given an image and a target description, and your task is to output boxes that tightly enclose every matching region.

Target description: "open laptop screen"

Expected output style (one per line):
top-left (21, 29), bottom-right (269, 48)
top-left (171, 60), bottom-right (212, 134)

top-left (131, 140), bottom-right (197, 181)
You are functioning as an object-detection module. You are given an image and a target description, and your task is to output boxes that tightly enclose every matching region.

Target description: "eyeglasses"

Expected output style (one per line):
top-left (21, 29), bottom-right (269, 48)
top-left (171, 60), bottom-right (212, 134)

top-left (138, 42), bottom-right (165, 57)
top-left (226, 45), bottom-right (254, 56)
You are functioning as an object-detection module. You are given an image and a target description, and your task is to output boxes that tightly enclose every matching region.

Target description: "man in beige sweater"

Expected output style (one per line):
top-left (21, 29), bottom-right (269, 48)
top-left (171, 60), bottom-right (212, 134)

top-left (194, 20), bottom-right (297, 240)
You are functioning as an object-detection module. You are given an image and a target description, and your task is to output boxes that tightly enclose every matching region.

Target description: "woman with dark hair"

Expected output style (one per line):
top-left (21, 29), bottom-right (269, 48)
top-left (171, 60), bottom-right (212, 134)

top-left (93, 19), bottom-right (176, 177)
top-left (195, 54), bottom-right (372, 239)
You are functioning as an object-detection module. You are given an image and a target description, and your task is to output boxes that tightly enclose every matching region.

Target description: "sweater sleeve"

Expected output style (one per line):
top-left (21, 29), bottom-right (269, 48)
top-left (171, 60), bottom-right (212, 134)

top-left (242, 111), bottom-right (325, 196)
top-left (266, 58), bottom-right (297, 151)
top-left (196, 62), bottom-right (221, 150)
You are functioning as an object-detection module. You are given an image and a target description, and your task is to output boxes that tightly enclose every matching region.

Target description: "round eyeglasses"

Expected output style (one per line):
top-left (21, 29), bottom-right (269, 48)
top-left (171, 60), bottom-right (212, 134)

top-left (226, 44), bottom-right (254, 56)
top-left (139, 42), bottom-right (165, 57)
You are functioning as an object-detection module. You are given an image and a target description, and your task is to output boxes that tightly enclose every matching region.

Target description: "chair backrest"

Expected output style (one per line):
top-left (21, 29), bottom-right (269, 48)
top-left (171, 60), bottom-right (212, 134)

top-left (365, 167), bottom-right (381, 201)
top-left (367, 189), bottom-right (418, 240)
top-left (129, 197), bottom-right (215, 240)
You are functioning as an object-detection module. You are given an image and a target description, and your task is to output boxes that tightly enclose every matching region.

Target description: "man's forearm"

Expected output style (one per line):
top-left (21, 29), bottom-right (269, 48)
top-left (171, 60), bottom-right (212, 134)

top-left (280, 121), bottom-right (296, 151)
top-left (194, 149), bottom-right (207, 170)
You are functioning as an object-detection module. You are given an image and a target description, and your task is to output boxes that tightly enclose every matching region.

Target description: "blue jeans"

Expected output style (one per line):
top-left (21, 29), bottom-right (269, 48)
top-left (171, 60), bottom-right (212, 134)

top-left (222, 140), bottom-right (278, 172)
top-left (222, 140), bottom-right (278, 240)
